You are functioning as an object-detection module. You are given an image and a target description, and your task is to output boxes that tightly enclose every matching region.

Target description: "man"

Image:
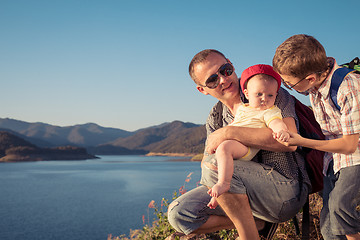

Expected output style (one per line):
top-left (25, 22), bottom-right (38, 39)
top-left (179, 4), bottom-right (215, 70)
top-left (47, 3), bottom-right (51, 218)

top-left (167, 49), bottom-right (311, 239)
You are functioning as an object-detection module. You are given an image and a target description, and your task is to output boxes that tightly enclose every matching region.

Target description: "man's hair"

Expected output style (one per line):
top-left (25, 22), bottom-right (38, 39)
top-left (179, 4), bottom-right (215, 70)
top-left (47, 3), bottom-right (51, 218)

top-left (189, 49), bottom-right (226, 84)
top-left (273, 34), bottom-right (328, 79)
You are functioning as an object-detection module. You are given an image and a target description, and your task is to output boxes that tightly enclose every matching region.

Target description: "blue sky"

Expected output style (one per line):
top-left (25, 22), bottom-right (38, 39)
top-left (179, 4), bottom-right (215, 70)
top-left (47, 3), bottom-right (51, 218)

top-left (1, 0), bottom-right (359, 131)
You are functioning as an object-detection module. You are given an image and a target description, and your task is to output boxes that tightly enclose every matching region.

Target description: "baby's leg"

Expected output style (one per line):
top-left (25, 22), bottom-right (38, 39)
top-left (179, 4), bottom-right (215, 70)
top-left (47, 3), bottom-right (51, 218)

top-left (207, 196), bottom-right (218, 209)
top-left (208, 140), bottom-right (249, 199)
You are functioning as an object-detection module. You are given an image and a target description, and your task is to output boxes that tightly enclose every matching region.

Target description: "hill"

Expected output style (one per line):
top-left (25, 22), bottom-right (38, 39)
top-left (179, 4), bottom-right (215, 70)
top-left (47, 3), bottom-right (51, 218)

top-left (109, 121), bottom-right (206, 154)
top-left (0, 131), bottom-right (97, 162)
top-left (0, 118), bottom-right (133, 147)
top-left (0, 118), bottom-right (206, 155)
top-left (0, 130), bottom-right (37, 157)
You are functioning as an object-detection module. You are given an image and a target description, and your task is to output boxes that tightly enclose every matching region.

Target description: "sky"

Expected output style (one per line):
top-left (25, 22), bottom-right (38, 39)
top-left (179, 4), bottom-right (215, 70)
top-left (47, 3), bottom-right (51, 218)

top-left (1, 0), bottom-right (359, 131)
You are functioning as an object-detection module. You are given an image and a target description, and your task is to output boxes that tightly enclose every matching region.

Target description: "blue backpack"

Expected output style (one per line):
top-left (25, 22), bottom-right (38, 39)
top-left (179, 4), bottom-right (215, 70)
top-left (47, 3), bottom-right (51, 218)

top-left (330, 57), bottom-right (360, 110)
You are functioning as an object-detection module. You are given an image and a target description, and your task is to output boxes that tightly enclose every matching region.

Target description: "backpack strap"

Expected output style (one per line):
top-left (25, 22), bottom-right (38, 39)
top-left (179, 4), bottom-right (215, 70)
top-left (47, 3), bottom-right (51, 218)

top-left (302, 196), bottom-right (310, 240)
top-left (330, 67), bottom-right (356, 111)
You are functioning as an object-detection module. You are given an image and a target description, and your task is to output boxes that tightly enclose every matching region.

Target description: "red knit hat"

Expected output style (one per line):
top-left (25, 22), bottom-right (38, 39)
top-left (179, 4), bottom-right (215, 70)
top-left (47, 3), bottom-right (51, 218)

top-left (240, 64), bottom-right (281, 93)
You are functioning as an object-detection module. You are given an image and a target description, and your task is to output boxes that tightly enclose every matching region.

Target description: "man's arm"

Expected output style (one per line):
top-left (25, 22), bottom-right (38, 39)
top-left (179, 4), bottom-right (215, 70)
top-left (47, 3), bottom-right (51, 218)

top-left (205, 117), bottom-right (297, 154)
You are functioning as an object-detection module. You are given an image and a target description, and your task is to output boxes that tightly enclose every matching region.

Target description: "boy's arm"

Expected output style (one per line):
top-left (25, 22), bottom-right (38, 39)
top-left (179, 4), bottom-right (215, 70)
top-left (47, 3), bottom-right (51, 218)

top-left (205, 116), bottom-right (297, 154)
top-left (284, 132), bottom-right (359, 154)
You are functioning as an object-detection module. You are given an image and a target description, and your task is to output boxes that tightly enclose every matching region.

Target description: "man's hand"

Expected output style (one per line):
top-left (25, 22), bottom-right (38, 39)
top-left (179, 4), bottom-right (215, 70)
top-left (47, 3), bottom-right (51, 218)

top-left (205, 127), bottom-right (229, 154)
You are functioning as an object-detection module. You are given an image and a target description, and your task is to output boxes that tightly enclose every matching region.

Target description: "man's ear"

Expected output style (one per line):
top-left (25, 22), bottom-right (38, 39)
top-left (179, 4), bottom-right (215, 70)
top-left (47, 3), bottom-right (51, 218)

top-left (196, 86), bottom-right (209, 95)
top-left (243, 88), bottom-right (249, 99)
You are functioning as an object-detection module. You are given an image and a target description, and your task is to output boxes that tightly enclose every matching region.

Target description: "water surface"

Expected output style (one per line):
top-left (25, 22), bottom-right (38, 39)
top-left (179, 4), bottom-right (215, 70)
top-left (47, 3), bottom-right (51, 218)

top-left (0, 155), bottom-right (201, 240)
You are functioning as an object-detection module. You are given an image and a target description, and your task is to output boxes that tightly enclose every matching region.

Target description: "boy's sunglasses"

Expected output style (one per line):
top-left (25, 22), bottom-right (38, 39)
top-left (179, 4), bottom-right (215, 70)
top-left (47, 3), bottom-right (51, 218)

top-left (199, 62), bottom-right (234, 89)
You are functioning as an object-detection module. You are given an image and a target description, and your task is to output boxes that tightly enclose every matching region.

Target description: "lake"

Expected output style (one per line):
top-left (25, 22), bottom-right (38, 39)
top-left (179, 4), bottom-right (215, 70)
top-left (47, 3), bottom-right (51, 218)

top-left (0, 155), bottom-right (201, 240)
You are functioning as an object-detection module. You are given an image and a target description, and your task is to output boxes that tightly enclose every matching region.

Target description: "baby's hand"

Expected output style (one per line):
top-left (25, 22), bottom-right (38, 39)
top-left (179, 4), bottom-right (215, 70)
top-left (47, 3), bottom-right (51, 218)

top-left (273, 130), bottom-right (290, 143)
top-left (274, 131), bottom-right (303, 146)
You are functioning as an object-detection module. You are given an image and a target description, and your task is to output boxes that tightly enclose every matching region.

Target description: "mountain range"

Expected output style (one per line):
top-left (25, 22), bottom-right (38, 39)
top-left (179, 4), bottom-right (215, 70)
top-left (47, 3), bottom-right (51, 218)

top-left (0, 118), bottom-right (206, 155)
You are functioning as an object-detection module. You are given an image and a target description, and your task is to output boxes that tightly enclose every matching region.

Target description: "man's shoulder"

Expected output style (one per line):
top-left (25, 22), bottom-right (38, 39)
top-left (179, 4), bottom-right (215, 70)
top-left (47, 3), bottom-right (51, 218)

top-left (208, 101), bottom-right (224, 117)
top-left (275, 88), bottom-right (295, 112)
top-left (273, 88), bottom-right (298, 124)
top-left (276, 87), bottom-right (291, 100)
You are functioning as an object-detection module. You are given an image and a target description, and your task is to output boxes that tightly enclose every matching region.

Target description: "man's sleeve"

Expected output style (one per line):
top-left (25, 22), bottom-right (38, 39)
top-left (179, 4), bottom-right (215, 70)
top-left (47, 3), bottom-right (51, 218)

top-left (205, 101), bottom-right (223, 137)
top-left (204, 101), bottom-right (224, 154)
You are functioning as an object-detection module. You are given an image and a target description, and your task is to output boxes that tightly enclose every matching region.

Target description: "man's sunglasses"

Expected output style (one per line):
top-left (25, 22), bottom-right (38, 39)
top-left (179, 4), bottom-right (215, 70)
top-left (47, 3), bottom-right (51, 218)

top-left (199, 62), bottom-right (234, 89)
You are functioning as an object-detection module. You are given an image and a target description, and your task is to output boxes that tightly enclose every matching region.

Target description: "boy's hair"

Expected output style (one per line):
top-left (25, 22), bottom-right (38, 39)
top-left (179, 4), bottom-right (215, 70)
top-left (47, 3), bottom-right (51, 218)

top-left (189, 49), bottom-right (226, 84)
top-left (273, 34), bottom-right (328, 79)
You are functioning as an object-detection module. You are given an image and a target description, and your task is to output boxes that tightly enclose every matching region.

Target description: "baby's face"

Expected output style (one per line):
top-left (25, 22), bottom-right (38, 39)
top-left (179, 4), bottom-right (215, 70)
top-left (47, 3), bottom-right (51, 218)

top-left (244, 75), bottom-right (278, 110)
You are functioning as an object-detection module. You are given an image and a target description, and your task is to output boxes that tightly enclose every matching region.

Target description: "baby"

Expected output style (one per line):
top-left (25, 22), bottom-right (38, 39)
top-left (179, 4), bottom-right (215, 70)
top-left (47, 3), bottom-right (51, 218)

top-left (207, 64), bottom-right (290, 209)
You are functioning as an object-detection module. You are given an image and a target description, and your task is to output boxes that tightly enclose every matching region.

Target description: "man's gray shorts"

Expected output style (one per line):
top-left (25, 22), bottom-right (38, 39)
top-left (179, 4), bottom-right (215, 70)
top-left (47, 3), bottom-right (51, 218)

top-left (168, 155), bottom-right (309, 235)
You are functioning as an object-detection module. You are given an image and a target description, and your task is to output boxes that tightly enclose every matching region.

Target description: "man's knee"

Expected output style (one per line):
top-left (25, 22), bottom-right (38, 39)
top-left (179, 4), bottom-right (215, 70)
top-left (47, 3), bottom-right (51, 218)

top-left (167, 200), bottom-right (184, 233)
top-left (167, 186), bottom-right (215, 235)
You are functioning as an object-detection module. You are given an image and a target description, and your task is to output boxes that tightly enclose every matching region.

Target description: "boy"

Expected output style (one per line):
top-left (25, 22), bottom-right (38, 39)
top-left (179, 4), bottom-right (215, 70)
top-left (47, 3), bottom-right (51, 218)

top-left (207, 64), bottom-right (290, 209)
top-left (273, 34), bottom-right (360, 240)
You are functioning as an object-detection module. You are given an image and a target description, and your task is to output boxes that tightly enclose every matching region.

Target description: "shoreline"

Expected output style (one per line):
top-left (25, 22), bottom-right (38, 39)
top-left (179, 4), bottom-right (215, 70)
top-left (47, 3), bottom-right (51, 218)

top-left (145, 152), bottom-right (196, 157)
top-left (0, 154), bottom-right (98, 162)
top-left (146, 152), bottom-right (203, 161)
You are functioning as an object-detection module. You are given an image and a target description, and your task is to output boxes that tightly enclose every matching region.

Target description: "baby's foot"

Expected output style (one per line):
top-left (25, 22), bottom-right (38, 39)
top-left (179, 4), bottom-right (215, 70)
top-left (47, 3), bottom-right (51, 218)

top-left (207, 197), bottom-right (218, 209)
top-left (208, 182), bottom-right (230, 198)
